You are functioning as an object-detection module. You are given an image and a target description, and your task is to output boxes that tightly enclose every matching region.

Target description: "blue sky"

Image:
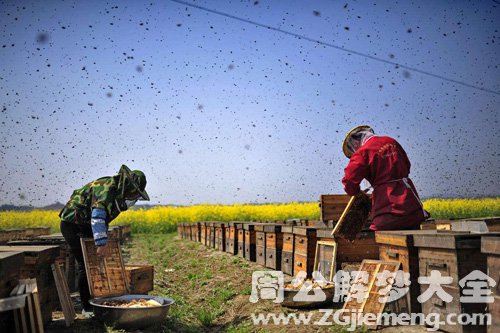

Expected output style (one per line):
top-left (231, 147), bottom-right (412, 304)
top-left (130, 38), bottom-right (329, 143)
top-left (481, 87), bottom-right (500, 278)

top-left (0, 0), bottom-right (499, 206)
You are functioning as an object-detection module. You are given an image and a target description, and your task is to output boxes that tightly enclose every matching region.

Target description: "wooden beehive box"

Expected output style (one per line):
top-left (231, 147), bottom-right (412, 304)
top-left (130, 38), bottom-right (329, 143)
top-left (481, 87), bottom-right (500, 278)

top-left (24, 227), bottom-right (51, 239)
top-left (293, 227), bottom-right (317, 278)
top-left (0, 245), bottom-right (60, 325)
top-left (119, 224), bottom-right (132, 240)
top-left (285, 219), bottom-right (300, 226)
top-left (255, 224), bottom-right (267, 266)
top-left (0, 251), bottom-right (24, 330)
top-left (0, 251), bottom-right (24, 297)
top-left (125, 264), bottom-right (154, 294)
top-left (243, 223), bottom-right (256, 261)
top-left (281, 225), bottom-right (295, 275)
top-left (186, 223), bottom-right (193, 240)
top-left (481, 236), bottom-right (500, 333)
top-left (208, 222), bottom-right (216, 248)
top-left (420, 219), bottom-right (454, 230)
top-left (81, 239), bottom-right (129, 298)
top-left (319, 194), bottom-right (351, 222)
top-left (187, 223), bottom-right (194, 241)
top-left (0, 227), bottom-right (51, 244)
top-left (471, 217), bottom-right (500, 232)
top-left (236, 223), bottom-right (246, 258)
top-left (303, 220), bottom-right (320, 227)
top-left (177, 223), bottom-right (183, 238)
top-left (448, 217), bottom-right (500, 233)
top-left (205, 222), bottom-right (212, 247)
top-left (190, 223), bottom-right (200, 242)
top-left (225, 222), bottom-right (242, 255)
top-left (9, 235), bottom-right (77, 293)
top-left (224, 222), bottom-right (232, 253)
top-left (215, 222), bottom-right (226, 251)
top-left (181, 223), bottom-right (186, 239)
top-left (264, 224), bottom-right (282, 270)
top-left (315, 228), bottom-right (378, 274)
top-left (0, 229), bottom-right (24, 244)
top-left (375, 230), bottom-right (440, 313)
top-left (200, 222), bottom-right (207, 246)
top-left (414, 232), bottom-right (497, 333)
top-left (108, 226), bottom-right (122, 243)
top-left (116, 225), bottom-right (125, 243)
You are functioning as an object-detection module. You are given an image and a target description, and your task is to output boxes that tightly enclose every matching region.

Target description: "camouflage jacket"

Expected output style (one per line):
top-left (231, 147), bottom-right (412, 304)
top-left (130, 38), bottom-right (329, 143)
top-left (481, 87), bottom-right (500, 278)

top-left (59, 176), bottom-right (123, 226)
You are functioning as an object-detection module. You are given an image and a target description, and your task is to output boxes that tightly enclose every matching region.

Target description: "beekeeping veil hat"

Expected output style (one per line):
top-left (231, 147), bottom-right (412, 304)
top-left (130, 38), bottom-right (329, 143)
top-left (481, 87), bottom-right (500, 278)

top-left (116, 164), bottom-right (150, 201)
top-left (342, 125), bottom-right (375, 158)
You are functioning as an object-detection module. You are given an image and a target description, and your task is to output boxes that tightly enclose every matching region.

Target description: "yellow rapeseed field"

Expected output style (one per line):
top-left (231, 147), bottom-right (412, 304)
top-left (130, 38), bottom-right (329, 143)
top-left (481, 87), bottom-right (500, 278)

top-left (0, 198), bottom-right (498, 233)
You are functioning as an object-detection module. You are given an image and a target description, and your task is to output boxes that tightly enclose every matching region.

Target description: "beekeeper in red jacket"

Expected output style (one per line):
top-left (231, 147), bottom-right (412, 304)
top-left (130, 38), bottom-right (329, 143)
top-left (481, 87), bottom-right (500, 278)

top-left (341, 125), bottom-right (428, 231)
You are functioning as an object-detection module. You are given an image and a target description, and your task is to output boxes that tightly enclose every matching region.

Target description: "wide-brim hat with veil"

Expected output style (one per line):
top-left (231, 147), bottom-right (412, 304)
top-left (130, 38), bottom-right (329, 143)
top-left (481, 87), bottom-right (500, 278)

top-left (342, 125), bottom-right (375, 158)
top-left (116, 164), bottom-right (150, 201)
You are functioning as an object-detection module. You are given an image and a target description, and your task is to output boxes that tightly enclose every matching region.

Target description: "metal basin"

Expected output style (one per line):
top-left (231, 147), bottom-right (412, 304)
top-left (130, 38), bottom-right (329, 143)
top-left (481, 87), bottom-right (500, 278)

top-left (89, 294), bottom-right (175, 330)
top-left (282, 284), bottom-right (336, 309)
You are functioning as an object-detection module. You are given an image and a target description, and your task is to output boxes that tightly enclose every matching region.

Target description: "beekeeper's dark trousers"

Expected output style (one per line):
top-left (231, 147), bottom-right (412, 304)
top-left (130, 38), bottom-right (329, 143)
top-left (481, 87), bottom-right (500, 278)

top-left (60, 220), bottom-right (93, 311)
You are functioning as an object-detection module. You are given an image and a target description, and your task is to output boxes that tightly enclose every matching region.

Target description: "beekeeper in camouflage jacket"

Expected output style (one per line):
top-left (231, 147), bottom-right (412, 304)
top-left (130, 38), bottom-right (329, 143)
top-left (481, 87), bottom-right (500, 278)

top-left (59, 165), bottom-right (149, 313)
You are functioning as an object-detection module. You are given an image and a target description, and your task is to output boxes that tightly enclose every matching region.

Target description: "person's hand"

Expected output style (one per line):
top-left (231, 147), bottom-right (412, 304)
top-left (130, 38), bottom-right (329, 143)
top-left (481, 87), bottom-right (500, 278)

top-left (97, 244), bottom-right (109, 257)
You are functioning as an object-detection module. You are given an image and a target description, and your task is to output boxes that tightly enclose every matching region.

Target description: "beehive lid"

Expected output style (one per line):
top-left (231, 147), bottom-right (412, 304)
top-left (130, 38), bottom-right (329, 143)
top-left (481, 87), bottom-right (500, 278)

top-left (81, 238), bottom-right (129, 298)
top-left (481, 236), bottom-right (500, 255)
top-left (243, 223), bottom-right (258, 231)
top-left (450, 220), bottom-right (490, 233)
top-left (413, 232), bottom-right (500, 249)
top-left (8, 238), bottom-right (65, 246)
top-left (263, 224), bottom-right (281, 233)
top-left (0, 245), bottom-right (60, 265)
top-left (37, 233), bottom-right (64, 240)
top-left (292, 226), bottom-right (317, 236)
top-left (281, 225), bottom-right (294, 234)
top-left (467, 217), bottom-right (500, 224)
top-left (375, 230), bottom-right (438, 247)
top-left (254, 223), bottom-right (267, 232)
top-left (235, 222), bottom-right (247, 229)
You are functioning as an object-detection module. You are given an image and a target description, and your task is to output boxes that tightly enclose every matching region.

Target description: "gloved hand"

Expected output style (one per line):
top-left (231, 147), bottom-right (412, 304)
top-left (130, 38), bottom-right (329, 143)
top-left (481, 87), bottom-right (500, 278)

top-left (97, 243), bottom-right (109, 257)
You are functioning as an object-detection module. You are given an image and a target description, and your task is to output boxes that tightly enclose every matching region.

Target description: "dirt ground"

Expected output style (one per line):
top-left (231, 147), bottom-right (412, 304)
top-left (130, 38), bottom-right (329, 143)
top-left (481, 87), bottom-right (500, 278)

top-left (46, 233), bottom-right (431, 333)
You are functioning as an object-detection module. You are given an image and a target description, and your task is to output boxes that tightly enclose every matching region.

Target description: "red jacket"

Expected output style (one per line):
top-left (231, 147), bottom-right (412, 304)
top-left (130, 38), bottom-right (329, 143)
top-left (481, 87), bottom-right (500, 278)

top-left (342, 136), bottom-right (425, 231)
